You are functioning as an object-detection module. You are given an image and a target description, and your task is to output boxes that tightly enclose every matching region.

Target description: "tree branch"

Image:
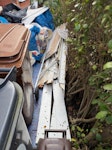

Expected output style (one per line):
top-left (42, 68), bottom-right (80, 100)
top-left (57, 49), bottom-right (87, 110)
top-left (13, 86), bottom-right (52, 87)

top-left (69, 116), bottom-right (96, 124)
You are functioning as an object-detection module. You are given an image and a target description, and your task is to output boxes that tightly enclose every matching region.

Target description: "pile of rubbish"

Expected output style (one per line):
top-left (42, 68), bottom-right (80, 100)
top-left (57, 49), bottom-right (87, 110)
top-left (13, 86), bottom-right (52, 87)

top-left (0, 2), bottom-right (55, 65)
top-left (0, 2), bottom-right (55, 126)
top-left (0, 2), bottom-right (72, 150)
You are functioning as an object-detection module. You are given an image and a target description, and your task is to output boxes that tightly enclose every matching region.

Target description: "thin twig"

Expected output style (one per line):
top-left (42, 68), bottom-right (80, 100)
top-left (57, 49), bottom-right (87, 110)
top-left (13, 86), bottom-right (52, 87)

top-left (70, 87), bottom-right (84, 95)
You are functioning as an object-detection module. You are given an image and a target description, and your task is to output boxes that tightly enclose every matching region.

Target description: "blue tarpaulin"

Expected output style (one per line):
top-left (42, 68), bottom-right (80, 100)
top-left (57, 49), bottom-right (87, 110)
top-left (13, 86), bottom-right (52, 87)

top-left (34, 9), bottom-right (55, 31)
top-left (28, 8), bottom-right (55, 62)
top-left (28, 25), bottom-right (43, 62)
top-left (28, 25), bottom-right (40, 51)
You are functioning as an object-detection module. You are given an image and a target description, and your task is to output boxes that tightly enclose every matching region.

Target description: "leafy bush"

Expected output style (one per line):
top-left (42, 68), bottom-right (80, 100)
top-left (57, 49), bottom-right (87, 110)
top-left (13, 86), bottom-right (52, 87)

top-left (65, 0), bottom-right (112, 149)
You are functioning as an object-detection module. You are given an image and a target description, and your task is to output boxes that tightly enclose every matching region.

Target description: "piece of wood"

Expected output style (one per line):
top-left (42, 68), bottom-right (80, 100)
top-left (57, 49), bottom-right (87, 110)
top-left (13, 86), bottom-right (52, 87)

top-left (50, 80), bottom-right (71, 140)
top-left (45, 24), bottom-right (66, 60)
top-left (38, 58), bottom-right (58, 87)
top-left (58, 40), bottom-right (67, 90)
top-left (36, 84), bottom-right (52, 143)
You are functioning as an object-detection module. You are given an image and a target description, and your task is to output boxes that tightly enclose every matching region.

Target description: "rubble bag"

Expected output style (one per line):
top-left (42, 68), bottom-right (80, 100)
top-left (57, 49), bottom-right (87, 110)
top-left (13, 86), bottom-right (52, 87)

top-left (37, 130), bottom-right (72, 150)
top-left (1, 3), bottom-right (27, 23)
top-left (0, 24), bottom-right (34, 125)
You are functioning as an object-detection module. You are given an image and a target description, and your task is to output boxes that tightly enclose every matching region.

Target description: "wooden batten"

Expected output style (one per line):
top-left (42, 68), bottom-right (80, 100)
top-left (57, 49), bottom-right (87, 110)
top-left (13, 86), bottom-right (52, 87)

top-left (58, 39), bottom-right (68, 90)
top-left (38, 58), bottom-right (58, 87)
top-left (45, 23), bottom-right (67, 60)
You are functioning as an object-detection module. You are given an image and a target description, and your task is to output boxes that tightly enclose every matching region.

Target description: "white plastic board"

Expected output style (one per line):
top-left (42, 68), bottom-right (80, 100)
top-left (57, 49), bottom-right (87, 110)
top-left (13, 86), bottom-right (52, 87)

top-left (50, 80), bottom-right (71, 140)
top-left (36, 84), bottom-right (52, 143)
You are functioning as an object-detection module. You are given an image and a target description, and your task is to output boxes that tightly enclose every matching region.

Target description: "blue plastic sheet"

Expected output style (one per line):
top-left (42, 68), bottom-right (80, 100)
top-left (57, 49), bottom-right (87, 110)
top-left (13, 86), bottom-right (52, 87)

top-left (0, 16), bottom-right (8, 23)
top-left (28, 25), bottom-right (43, 62)
top-left (28, 25), bottom-right (40, 51)
top-left (34, 9), bottom-right (55, 31)
top-left (33, 53), bottom-right (43, 62)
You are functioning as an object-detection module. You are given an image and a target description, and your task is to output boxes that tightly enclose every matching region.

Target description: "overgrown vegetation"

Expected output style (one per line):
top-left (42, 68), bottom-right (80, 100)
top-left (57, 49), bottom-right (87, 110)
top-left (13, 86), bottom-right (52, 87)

top-left (66, 0), bottom-right (112, 149)
top-left (44, 0), bottom-right (67, 26)
top-left (44, 0), bottom-right (112, 149)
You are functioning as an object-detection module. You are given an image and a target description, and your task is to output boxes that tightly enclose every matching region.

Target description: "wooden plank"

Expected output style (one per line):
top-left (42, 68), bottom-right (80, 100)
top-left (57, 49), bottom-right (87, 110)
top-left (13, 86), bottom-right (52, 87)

top-left (46, 61), bottom-right (58, 84)
top-left (58, 40), bottom-right (67, 90)
top-left (38, 58), bottom-right (58, 87)
top-left (36, 84), bottom-right (52, 143)
top-left (50, 80), bottom-right (71, 140)
top-left (45, 24), bottom-right (66, 60)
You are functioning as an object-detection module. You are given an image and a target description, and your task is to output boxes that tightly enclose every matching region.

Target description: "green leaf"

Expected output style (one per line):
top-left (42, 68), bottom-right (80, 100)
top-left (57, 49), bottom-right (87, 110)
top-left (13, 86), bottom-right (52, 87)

top-left (74, 23), bottom-right (81, 32)
top-left (106, 116), bottom-right (112, 124)
top-left (105, 5), bottom-right (111, 11)
top-left (96, 133), bottom-right (102, 141)
top-left (106, 96), bottom-right (112, 102)
top-left (92, 99), bottom-right (98, 105)
top-left (71, 138), bottom-right (77, 142)
top-left (76, 126), bottom-right (83, 132)
top-left (81, 133), bottom-right (85, 138)
top-left (103, 84), bottom-right (112, 90)
top-left (103, 62), bottom-right (112, 70)
top-left (96, 111), bottom-right (108, 119)
top-left (71, 125), bottom-right (75, 131)
top-left (107, 40), bottom-right (112, 49)
top-left (99, 103), bottom-right (108, 111)
top-left (92, 65), bottom-right (97, 70)
top-left (91, 128), bottom-right (97, 134)
top-left (101, 17), bottom-right (107, 24)
top-left (83, 24), bottom-right (88, 29)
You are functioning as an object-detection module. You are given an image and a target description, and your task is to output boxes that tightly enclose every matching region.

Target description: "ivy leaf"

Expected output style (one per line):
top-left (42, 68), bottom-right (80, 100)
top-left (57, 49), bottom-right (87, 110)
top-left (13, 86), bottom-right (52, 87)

top-left (103, 62), bottom-right (112, 70)
top-left (103, 84), bottom-right (112, 90)
top-left (96, 111), bottom-right (108, 119)
top-left (107, 39), bottom-right (112, 49)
